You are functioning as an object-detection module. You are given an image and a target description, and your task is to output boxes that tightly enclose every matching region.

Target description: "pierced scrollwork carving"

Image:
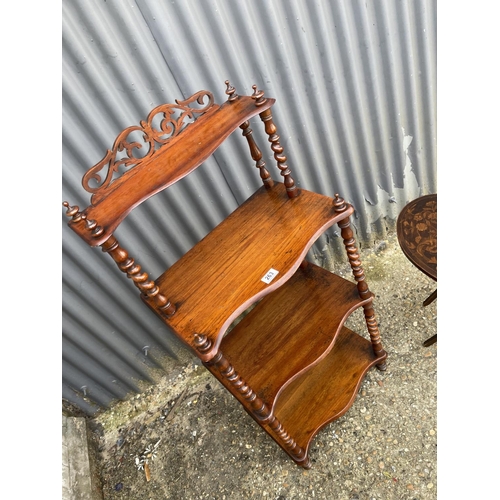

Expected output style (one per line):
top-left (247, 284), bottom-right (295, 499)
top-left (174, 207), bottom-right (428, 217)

top-left (82, 90), bottom-right (217, 204)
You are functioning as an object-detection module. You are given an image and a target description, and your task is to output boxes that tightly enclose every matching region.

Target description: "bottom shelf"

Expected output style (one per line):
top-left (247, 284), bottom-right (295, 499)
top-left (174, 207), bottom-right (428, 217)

top-left (269, 324), bottom-right (380, 456)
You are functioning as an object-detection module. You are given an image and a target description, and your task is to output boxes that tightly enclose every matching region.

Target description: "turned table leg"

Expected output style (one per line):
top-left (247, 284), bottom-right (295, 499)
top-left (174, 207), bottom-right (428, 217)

top-left (423, 289), bottom-right (437, 307)
top-left (421, 289), bottom-right (437, 346)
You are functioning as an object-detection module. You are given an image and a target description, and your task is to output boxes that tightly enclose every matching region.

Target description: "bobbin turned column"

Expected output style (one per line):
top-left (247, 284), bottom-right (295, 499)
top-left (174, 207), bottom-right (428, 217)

top-left (62, 202), bottom-right (176, 317)
top-left (333, 195), bottom-right (387, 370)
top-left (100, 235), bottom-right (176, 317)
top-left (239, 120), bottom-right (274, 188)
top-left (252, 85), bottom-right (298, 198)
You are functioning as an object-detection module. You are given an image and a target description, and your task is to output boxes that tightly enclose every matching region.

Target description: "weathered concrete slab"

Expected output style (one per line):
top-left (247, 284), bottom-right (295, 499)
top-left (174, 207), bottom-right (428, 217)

top-left (62, 416), bottom-right (103, 500)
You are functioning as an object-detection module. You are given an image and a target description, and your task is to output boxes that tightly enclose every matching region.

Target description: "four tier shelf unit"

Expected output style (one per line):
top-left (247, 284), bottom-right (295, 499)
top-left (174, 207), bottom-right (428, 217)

top-left (64, 82), bottom-right (387, 468)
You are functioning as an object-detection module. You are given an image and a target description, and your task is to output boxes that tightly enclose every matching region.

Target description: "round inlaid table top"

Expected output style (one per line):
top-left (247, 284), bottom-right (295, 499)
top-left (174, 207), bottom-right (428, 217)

top-left (396, 194), bottom-right (437, 281)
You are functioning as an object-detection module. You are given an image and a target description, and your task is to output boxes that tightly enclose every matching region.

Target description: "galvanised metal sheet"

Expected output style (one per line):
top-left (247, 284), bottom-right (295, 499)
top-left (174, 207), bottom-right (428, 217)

top-left (62, 0), bottom-right (436, 414)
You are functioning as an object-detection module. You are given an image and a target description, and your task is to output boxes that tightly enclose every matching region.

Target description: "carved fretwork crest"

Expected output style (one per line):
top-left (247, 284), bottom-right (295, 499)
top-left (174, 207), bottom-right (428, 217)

top-left (82, 90), bottom-right (216, 204)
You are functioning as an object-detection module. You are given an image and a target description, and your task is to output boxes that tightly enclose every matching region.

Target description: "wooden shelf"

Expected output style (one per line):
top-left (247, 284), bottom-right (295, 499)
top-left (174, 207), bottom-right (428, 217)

top-left (152, 183), bottom-right (385, 465)
top-left (220, 263), bottom-right (372, 411)
top-left (155, 182), bottom-right (354, 360)
top-left (274, 325), bottom-right (379, 454)
top-left (213, 263), bottom-right (379, 458)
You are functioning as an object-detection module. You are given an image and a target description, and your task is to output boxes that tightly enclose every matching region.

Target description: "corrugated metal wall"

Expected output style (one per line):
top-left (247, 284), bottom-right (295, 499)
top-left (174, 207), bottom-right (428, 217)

top-left (62, 0), bottom-right (436, 415)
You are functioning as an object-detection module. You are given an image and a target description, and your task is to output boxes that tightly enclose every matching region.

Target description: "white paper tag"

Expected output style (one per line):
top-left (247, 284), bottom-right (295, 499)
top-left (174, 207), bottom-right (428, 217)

top-left (261, 268), bottom-right (279, 284)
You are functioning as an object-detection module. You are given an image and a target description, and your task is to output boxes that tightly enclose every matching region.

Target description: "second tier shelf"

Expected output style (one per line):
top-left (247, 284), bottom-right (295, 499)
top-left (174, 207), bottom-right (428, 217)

top-left (153, 182), bottom-right (354, 360)
top-left (219, 262), bottom-right (372, 411)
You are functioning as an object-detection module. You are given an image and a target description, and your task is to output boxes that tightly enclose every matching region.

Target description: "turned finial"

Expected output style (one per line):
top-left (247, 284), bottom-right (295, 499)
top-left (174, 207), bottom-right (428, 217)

top-left (63, 201), bottom-right (79, 218)
top-left (62, 201), bottom-right (84, 222)
top-left (333, 193), bottom-right (347, 213)
top-left (225, 80), bottom-right (238, 102)
top-left (193, 333), bottom-right (213, 354)
top-left (82, 214), bottom-right (93, 229)
top-left (251, 85), bottom-right (267, 106)
top-left (81, 214), bottom-right (104, 238)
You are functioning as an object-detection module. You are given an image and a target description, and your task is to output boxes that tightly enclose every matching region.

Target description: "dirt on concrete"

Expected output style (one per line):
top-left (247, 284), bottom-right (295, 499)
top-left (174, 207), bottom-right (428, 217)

top-left (84, 232), bottom-right (437, 500)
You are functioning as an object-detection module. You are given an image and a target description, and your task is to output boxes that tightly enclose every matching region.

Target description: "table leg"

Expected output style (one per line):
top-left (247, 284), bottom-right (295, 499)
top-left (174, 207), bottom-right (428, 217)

top-left (422, 288), bottom-right (437, 346)
top-left (423, 334), bottom-right (437, 347)
top-left (423, 289), bottom-right (437, 307)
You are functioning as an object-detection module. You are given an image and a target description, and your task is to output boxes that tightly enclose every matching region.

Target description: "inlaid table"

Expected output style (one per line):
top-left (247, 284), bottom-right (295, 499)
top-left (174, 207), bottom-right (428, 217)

top-left (396, 194), bottom-right (437, 346)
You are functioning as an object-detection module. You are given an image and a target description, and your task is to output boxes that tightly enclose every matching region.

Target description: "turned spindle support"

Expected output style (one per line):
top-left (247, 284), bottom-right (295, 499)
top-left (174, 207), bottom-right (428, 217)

top-left (333, 194), bottom-right (387, 370)
top-left (207, 350), bottom-right (269, 420)
top-left (100, 235), bottom-right (176, 317)
top-left (252, 85), bottom-right (298, 198)
top-left (239, 120), bottom-right (274, 188)
top-left (267, 415), bottom-right (311, 468)
top-left (63, 201), bottom-right (176, 318)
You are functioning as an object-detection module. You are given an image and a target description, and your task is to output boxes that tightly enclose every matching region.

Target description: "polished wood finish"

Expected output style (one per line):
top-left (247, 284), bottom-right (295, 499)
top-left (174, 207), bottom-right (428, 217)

top-left (274, 324), bottom-right (380, 455)
top-left (251, 85), bottom-right (297, 198)
top-left (396, 194), bottom-right (437, 281)
top-left (101, 235), bottom-right (176, 317)
top-left (239, 120), bottom-right (274, 187)
top-left (396, 194), bottom-right (437, 346)
top-left (82, 90), bottom-right (217, 204)
top-left (334, 194), bottom-right (387, 368)
top-left (151, 182), bottom-right (354, 360)
top-left (218, 264), bottom-right (374, 412)
top-left (66, 94), bottom-right (274, 246)
top-left (63, 82), bottom-right (387, 468)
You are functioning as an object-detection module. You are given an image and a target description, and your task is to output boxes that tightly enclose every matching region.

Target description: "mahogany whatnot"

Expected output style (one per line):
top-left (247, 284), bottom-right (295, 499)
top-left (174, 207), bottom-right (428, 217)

top-left (63, 82), bottom-right (387, 468)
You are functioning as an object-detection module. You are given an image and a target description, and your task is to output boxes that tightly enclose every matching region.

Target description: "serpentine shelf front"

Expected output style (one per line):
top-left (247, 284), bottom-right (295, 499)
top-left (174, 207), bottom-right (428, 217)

top-left (153, 182), bottom-right (354, 360)
top-left (220, 263), bottom-right (373, 412)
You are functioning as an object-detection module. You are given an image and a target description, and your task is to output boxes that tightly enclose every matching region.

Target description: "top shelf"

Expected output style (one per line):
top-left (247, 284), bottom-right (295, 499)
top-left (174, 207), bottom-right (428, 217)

top-left (153, 182), bottom-right (353, 360)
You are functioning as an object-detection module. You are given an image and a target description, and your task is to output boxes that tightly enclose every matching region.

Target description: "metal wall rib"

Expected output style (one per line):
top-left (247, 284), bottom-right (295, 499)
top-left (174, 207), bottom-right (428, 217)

top-left (62, 0), bottom-right (436, 414)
